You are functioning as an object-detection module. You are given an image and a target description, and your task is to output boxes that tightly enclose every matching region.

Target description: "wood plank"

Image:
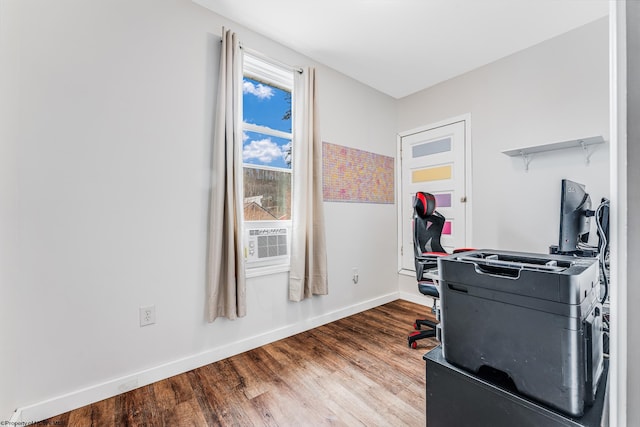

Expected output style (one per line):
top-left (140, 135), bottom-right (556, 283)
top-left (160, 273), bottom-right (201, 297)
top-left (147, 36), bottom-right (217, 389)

top-left (160, 398), bottom-right (209, 426)
top-left (38, 300), bottom-right (433, 426)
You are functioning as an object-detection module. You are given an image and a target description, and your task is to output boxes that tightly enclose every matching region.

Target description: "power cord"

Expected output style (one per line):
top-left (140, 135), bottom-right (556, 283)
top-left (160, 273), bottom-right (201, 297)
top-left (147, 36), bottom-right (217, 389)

top-left (595, 199), bottom-right (610, 304)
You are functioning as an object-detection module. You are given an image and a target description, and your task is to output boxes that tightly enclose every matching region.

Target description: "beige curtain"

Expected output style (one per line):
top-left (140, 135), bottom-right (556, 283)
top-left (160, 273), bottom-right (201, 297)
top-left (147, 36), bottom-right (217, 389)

top-left (206, 28), bottom-right (246, 322)
top-left (289, 68), bottom-right (329, 301)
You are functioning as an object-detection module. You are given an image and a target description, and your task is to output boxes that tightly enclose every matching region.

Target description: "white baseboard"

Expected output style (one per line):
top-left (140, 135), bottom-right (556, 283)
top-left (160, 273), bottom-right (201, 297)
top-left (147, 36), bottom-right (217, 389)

top-left (15, 292), bottom-right (399, 423)
top-left (398, 291), bottom-right (433, 307)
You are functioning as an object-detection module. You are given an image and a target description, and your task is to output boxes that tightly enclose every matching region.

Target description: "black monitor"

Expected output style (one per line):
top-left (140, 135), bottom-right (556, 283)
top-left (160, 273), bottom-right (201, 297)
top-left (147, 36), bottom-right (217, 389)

top-left (558, 179), bottom-right (593, 253)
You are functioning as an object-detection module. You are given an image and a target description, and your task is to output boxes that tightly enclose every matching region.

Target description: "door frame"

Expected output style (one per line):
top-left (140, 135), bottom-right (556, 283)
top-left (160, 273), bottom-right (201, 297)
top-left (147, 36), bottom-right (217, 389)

top-left (609, 2), bottom-right (627, 426)
top-left (396, 113), bottom-right (473, 276)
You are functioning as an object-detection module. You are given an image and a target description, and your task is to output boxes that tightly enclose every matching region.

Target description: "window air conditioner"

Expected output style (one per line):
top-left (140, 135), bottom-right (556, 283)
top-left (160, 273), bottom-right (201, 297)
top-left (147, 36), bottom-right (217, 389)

top-left (245, 227), bottom-right (289, 264)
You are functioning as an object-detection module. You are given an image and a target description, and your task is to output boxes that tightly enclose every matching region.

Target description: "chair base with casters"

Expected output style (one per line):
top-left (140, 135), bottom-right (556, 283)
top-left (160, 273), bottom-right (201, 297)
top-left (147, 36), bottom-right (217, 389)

top-left (408, 281), bottom-right (440, 349)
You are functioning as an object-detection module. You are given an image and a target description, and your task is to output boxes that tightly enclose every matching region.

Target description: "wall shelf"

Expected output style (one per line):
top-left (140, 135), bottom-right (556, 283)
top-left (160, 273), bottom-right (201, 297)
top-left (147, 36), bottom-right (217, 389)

top-left (501, 136), bottom-right (605, 171)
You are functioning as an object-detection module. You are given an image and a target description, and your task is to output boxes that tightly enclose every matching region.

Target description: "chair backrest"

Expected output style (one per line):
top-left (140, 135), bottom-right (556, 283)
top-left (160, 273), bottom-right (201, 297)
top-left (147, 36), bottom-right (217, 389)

top-left (413, 192), bottom-right (447, 280)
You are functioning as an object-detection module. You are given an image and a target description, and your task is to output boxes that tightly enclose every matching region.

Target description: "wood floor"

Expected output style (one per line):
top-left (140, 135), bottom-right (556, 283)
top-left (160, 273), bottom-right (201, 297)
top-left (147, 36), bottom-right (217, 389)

top-left (44, 299), bottom-right (438, 426)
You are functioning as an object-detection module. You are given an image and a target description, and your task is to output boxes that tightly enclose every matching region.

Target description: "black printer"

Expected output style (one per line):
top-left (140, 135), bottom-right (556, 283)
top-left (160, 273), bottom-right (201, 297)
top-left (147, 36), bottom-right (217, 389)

top-left (438, 250), bottom-right (604, 417)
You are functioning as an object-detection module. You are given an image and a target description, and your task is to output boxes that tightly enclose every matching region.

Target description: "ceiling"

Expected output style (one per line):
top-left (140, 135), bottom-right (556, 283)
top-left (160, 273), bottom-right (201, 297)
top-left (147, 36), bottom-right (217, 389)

top-left (194, 0), bottom-right (609, 99)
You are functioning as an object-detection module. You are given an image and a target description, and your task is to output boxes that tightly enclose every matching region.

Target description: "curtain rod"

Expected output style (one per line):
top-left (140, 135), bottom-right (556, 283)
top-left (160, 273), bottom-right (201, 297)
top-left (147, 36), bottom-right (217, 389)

top-left (219, 39), bottom-right (303, 74)
top-left (241, 45), bottom-right (303, 74)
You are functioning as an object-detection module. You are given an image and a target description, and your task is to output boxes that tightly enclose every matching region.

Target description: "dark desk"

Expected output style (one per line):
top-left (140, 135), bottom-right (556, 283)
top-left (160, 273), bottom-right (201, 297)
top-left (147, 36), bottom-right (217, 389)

top-left (424, 346), bottom-right (608, 427)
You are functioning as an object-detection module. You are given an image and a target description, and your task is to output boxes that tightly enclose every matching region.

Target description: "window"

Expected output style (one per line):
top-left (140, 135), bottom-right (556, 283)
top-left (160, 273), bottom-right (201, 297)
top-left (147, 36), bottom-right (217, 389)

top-left (242, 53), bottom-right (294, 272)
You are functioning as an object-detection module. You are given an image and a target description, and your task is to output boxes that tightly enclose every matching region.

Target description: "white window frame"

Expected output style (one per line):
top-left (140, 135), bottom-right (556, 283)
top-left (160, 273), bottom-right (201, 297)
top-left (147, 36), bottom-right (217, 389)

top-left (242, 52), bottom-right (295, 277)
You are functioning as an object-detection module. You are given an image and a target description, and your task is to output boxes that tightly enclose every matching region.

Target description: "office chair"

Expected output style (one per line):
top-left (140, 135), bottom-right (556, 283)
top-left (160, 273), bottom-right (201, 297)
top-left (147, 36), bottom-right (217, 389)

top-left (407, 192), bottom-right (450, 349)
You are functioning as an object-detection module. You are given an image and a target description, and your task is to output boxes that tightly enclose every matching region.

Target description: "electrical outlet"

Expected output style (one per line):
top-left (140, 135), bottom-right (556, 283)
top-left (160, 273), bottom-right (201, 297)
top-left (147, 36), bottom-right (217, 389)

top-left (139, 305), bottom-right (156, 327)
top-left (352, 268), bottom-right (359, 284)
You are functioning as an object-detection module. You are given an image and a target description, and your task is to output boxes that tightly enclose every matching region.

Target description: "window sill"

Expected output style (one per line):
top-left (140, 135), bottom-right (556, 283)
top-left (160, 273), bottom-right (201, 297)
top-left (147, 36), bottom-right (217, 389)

top-left (245, 263), bottom-right (291, 278)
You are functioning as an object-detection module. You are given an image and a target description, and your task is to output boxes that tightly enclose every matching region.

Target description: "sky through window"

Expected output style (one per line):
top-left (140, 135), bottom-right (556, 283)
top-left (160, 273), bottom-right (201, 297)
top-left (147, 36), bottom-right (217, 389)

top-left (242, 77), bottom-right (292, 169)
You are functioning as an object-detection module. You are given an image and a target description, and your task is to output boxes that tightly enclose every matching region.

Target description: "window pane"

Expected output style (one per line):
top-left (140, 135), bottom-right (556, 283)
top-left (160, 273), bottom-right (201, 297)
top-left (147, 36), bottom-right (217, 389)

top-left (243, 77), bottom-right (291, 133)
top-left (243, 130), bottom-right (291, 169)
top-left (244, 166), bottom-right (292, 221)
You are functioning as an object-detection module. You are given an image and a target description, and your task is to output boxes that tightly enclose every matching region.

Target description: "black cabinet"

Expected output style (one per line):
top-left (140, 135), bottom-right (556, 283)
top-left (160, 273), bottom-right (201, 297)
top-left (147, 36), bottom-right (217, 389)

top-left (424, 346), bottom-right (608, 427)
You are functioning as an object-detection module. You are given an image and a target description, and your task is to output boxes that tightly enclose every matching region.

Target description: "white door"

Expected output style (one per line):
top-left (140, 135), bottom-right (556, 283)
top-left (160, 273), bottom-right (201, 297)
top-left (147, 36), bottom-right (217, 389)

top-left (399, 119), bottom-right (468, 273)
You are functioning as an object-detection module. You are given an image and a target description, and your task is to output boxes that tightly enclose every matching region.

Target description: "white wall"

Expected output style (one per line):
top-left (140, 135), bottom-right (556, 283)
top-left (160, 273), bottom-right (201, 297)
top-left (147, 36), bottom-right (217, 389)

top-left (0, 0), bottom-right (398, 420)
top-left (396, 18), bottom-right (610, 298)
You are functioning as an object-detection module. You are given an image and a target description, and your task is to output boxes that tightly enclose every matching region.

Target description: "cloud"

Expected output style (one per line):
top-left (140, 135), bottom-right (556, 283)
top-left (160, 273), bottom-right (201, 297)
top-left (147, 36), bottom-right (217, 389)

top-left (243, 81), bottom-right (274, 99)
top-left (243, 138), bottom-right (284, 163)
